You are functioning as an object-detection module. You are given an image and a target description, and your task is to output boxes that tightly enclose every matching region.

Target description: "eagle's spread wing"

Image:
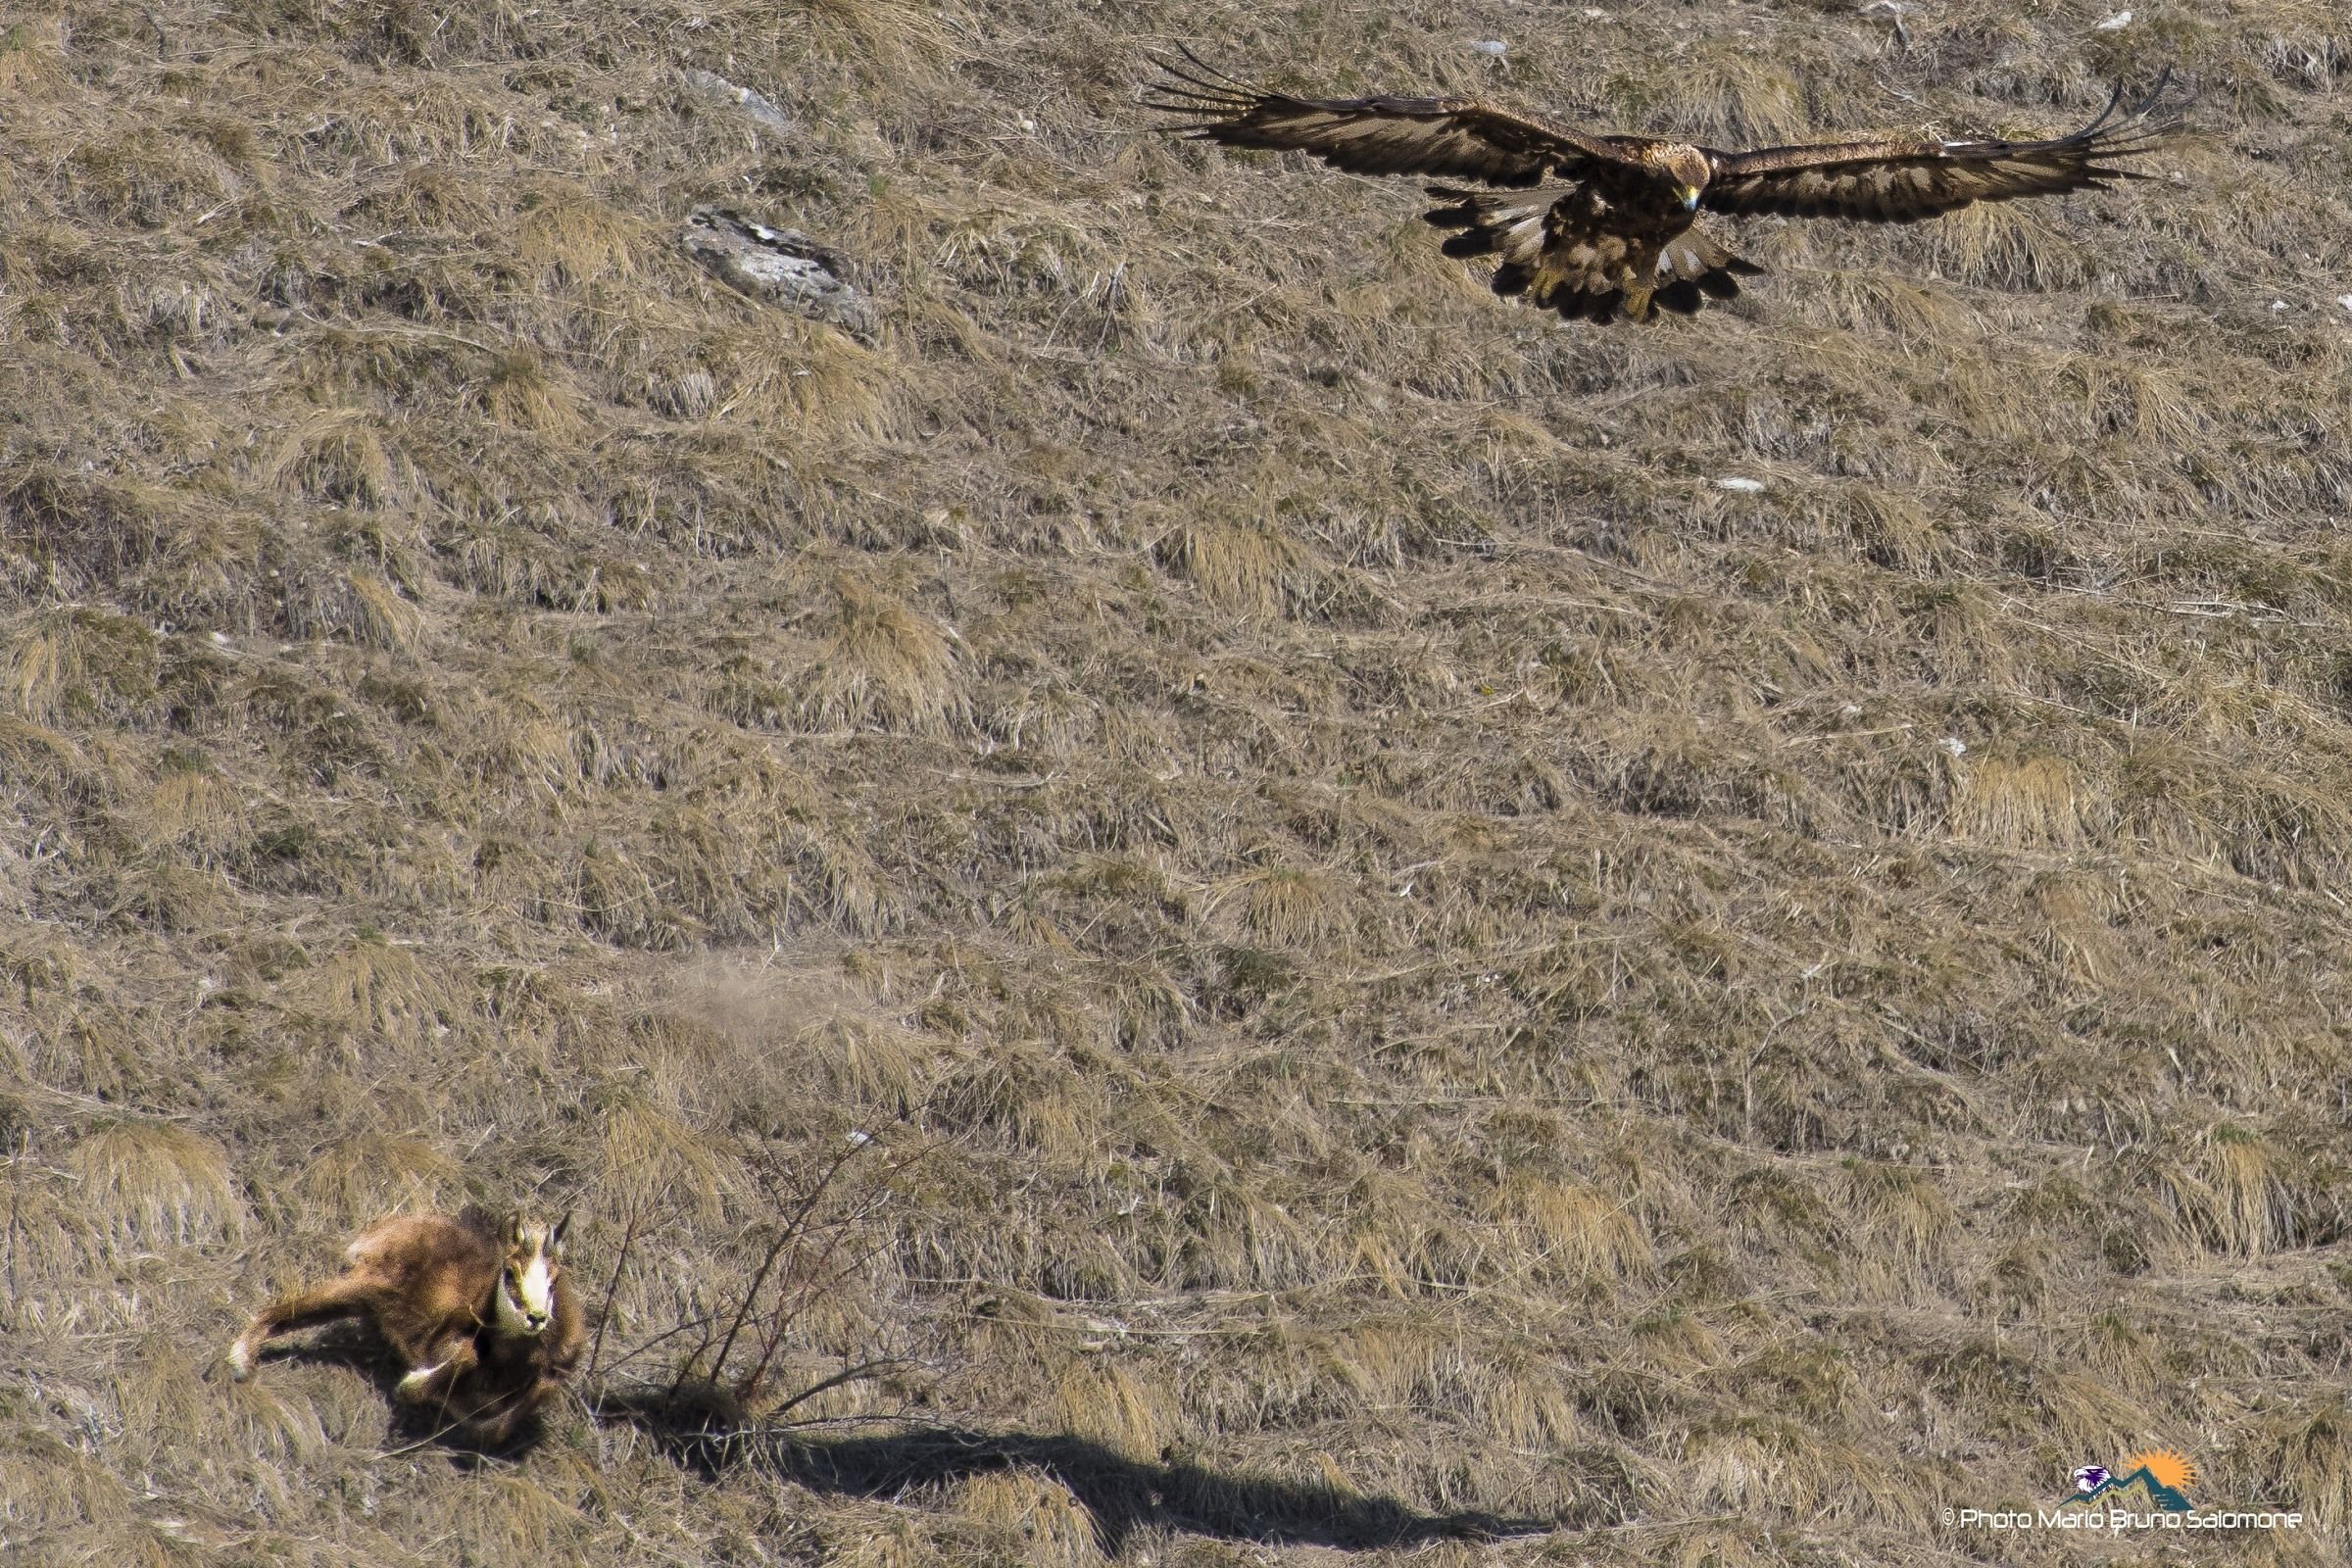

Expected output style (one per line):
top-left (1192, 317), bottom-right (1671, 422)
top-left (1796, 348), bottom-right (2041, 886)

top-left (1140, 46), bottom-right (1635, 189)
top-left (1700, 73), bottom-right (2183, 221)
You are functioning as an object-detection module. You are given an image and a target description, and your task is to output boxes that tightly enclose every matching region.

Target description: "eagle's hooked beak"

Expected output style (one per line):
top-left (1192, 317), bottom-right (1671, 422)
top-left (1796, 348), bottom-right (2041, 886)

top-left (1681, 185), bottom-right (1701, 211)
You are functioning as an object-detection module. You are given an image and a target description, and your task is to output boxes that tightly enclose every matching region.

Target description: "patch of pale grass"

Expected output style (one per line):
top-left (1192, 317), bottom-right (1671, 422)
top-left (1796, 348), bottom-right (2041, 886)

top-left (1054, 1362), bottom-right (1165, 1462)
top-left (514, 181), bottom-right (649, 286)
top-left (143, 749), bottom-right (246, 854)
top-left (601, 1093), bottom-right (733, 1220)
top-left (1236, 864), bottom-right (1352, 951)
top-left (1, 607), bottom-right (157, 724)
top-left (0, 19), bottom-right (68, 95)
top-left (1838, 1160), bottom-right (1955, 1302)
top-left (1950, 754), bottom-right (2101, 849)
top-left (269, 408), bottom-right (405, 508)
top-left (784, 1009), bottom-right (935, 1116)
top-left (69, 1120), bottom-right (243, 1246)
top-left (296, 1131), bottom-right (465, 1222)
top-left (954, 1468), bottom-right (1100, 1568)
top-left (2144, 1122), bottom-right (2299, 1258)
top-left (1491, 1174), bottom-right (1653, 1284)
top-left (793, 574), bottom-right (965, 735)
top-left (1605, 44), bottom-right (1816, 143)
top-left (289, 938), bottom-right (455, 1048)
top-left (1925, 199), bottom-right (2089, 291)
top-left (479, 348), bottom-right (587, 438)
top-left (1154, 519), bottom-right (1307, 617)
top-left (453, 1472), bottom-right (595, 1561)
top-left (699, 318), bottom-right (896, 441)
top-left (343, 570), bottom-right (425, 653)
top-left (2255, 1395), bottom-right (2352, 1534)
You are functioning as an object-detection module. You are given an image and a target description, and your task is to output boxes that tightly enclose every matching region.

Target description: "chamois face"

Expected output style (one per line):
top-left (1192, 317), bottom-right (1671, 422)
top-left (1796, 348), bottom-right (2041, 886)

top-left (493, 1212), bottom-right (568, 1337)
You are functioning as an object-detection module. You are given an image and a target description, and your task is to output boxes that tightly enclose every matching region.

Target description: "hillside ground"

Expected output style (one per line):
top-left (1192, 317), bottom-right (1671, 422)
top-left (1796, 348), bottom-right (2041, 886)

top-left (5, 1), bottom-right (2352, 1564)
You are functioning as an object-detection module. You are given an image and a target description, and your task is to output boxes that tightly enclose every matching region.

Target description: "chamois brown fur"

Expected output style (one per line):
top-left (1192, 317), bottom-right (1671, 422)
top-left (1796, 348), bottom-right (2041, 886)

top-left (229, 1206), bottom-right (585, 1445)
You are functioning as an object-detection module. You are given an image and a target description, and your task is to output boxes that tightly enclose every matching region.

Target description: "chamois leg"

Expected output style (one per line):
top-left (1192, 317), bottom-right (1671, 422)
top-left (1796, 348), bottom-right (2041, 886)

top-left (227, 1273), bottom-right (380, 1381)
top-left (394, 1330), bottom-right (480, 1404)
top-left (452, 1371), bottom-right (564, 1446)
top-left (456, 1389), bottom-right (534, 1446)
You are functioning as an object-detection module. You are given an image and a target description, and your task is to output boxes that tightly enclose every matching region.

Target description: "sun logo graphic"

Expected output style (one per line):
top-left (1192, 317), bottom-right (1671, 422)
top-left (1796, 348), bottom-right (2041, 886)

top-left (1952, 1445), bottom-right (2299, 1532)
top-left (2061, 1449), bottom-right (2197, 1513)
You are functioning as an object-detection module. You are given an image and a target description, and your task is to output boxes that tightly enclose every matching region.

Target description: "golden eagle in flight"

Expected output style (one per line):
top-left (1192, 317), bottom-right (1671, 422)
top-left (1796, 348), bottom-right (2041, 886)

top-left (1142, 50), bottom-right (2183, 323)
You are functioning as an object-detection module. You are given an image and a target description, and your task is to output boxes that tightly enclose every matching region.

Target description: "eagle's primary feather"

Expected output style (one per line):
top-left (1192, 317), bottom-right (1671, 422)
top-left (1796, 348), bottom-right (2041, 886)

top-left (1698, 74), bottom-right (2180, 222)
top-left (1142, 47), bottom-right (1625, 187)
top-left (1140, 48), bottom-right (2185, 325)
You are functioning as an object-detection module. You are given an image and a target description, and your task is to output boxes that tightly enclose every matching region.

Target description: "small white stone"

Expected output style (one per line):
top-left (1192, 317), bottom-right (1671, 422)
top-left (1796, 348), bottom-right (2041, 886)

top-left (1471, 38), bottom-right (1508, 55)
top-left (1936, 736), bottom-right (1967, 758)
top-left (2094, 9), bottom-right (2132, 29)
top-left (1714, 476), bottom-right (1766, 493)
top-left (847, 1129), bottom-right (874, 1147)
top-left (2272, 299), bottom-right (2290, 311)
top-left (2336, 294), bottom-right (2352, 314)
top-left (1839, 703), bottom-right (1863, 718)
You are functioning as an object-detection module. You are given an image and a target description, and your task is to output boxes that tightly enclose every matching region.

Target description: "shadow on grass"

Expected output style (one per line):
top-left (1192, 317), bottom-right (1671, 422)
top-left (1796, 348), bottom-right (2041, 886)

top-left (603, 1388), bottom-right (1556, 1552)
top-left (250, 1341), bottom-right (1559, 1542)
top-left (250, 1333), bottom-right (555, 1463)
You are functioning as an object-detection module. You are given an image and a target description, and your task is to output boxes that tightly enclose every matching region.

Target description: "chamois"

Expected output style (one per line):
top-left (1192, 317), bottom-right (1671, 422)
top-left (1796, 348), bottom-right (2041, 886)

top-left (229, 1206), bottom-right (586, 1444)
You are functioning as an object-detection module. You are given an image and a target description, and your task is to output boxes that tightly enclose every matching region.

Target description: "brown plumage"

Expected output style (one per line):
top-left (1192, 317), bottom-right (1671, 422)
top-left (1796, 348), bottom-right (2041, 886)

top-left (228, 1206), bottom-right (586, 1446)
top-left (1141, 49), bottom-right (2184, 324)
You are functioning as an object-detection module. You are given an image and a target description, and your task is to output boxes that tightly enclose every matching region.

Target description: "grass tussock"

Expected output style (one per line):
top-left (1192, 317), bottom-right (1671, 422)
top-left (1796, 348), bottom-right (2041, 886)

top-left (956, 1468), bottom-right (1102, 1568)
top-left (69, 1120), bottom-right (244, 1247)
top-left (290, 937), bottom-right (456, 1047)
top-left (295, 1131), bottom-right (466, 1222)
top-left (796, 574), bottom-right (968, 735)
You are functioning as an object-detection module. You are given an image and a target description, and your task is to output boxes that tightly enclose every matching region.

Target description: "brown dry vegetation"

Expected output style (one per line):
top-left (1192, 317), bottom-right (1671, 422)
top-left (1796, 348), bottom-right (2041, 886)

top-left (4, 0), bottom-right (2352, 1563)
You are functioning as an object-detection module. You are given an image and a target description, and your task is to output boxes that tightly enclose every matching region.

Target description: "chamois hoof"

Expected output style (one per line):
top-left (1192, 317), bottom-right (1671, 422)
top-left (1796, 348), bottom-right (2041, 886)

top-left (395, 1363), bottom-right (448, 1402)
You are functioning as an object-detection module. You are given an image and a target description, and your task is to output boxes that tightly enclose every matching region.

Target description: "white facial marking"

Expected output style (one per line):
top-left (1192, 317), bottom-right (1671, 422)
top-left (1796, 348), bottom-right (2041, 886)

top-left (496, 1238), bottom-right (555, 1335)
top-left (520, 1253), bottom-right (553, 1321)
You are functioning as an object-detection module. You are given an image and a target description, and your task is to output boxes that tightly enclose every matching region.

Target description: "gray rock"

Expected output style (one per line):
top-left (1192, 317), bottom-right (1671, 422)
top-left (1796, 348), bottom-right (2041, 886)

top-left (679, 69), bottom-right (794, 139)
top-left (680, 206), bottom-right (876, 339)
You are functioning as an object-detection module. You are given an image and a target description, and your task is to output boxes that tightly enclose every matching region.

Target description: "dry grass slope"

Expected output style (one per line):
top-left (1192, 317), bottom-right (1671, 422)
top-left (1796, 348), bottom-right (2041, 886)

top-left (5, 0), bottom-right (2352, 1563)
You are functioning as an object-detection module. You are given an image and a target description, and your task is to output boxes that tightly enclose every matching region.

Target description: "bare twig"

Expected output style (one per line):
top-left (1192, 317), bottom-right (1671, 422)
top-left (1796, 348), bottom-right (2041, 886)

top-left (769, 1355), bottom-right (912, 1416)
top-left (593, 1312), bottom-right (726, 1380)
top-left (696, 1136), bottom-right (870, 1396)
top-left (4, 1129), bottom-right (26, 1325)
top-left (584, 1198), bottom-right (647, 1388)
top-left (371, 1381), bottom-right (536, 1462)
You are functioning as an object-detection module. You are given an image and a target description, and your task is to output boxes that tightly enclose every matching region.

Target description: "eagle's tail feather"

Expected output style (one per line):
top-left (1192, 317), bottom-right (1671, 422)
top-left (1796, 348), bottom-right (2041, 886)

top-left (1659, 233), bottom-right (1764, 308)
top-left (1654, 278), bottom-right (1705, 316)
top-left (1429, 186), bottom-right (1761, 324)
top-left (1427, 185), bottom-right (1629, 321)
top-left (1554, 286), bottom-right (1623, 324)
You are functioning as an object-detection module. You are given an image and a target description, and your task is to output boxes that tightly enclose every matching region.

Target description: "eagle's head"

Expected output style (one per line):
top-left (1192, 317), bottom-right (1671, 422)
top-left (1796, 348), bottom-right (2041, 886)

top-left (1648, 144), bottom-right (1711, 210)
